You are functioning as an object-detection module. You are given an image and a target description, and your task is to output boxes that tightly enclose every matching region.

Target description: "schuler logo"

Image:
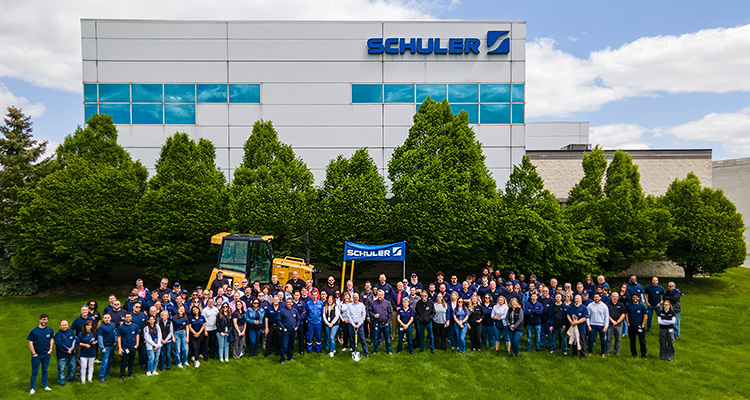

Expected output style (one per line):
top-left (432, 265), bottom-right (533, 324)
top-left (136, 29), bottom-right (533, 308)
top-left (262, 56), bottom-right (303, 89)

top-left (366, 30), bottom-right (510, 55)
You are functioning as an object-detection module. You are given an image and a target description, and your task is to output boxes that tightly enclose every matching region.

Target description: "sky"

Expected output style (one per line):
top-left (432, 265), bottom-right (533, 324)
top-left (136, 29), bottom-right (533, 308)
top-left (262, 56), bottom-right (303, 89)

top-left (1, 0), bottom-right (749, 160)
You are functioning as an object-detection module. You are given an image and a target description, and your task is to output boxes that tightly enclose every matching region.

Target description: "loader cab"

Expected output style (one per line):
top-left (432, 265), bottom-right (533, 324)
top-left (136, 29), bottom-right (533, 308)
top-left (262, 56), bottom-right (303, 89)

top-left (209, 233), bottom-right (274, 288)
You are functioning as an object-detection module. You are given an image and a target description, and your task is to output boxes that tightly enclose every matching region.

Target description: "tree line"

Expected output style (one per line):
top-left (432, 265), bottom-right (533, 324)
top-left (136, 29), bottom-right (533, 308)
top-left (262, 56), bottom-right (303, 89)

top-left (0, 99), bottom-right (745, 294)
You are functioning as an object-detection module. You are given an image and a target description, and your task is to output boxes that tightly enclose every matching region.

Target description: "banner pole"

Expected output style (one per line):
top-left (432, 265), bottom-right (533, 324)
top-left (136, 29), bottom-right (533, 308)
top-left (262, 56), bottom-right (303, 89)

top-left (341, 261), bottom-right (346, 291)
top-left (350, 260), bottom-right (355, 284)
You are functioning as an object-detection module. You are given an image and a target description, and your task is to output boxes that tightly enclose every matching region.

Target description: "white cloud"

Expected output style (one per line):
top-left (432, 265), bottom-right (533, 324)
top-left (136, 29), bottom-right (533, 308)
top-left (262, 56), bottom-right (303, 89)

top-left (527, 24), bottom-right (750, 118)
top-left (656, 107), bottom-right (750, 156)
top-left (0, 0), bottom-right (436, 93)
top-left (590, 123), bottom-right (650, 149)
top-left (0, 84), bottom-right (46, 117)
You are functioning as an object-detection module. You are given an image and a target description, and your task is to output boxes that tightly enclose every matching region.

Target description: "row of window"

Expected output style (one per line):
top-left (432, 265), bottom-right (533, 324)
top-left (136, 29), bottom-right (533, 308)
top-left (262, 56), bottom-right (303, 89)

top-left (83, 84), bottom-right (261, 104)
top-left (352, 84), bottom-right (525, 104)
top-left (85, 104), bottom-right (195, 125)
top-left (421, 103), bottom-right (524, 124)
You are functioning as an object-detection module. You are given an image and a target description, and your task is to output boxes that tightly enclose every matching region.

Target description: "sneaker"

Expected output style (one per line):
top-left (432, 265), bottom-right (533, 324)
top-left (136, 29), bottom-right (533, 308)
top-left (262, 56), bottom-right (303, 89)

top-left (129, 375), bottom-right (135, 379)
top-left (280, 361), bottom-right (285, 365)
top-left (195, 361), bottom-right (200, 368)
top-left (152, 371), bottom-right (159, 376)
top-left (177, 363), bottom-right (183, 368)
top-left (30, 389), bottom-right (35, 394)
top-left (329, 352), bottom-right (334, 358)
top-left (146, 372), bottom-right (152, 376)
top-left (120, 377), bottom-right (125, 380)
top-left (44, 387), bottom-right (51, 391)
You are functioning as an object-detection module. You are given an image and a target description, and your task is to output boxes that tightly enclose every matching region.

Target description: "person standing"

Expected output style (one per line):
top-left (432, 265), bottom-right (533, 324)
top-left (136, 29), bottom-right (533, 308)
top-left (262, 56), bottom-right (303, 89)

top-left (626, 294), bottom-right (648, 358)
top-left (396, 298), bottom-right (414, 354)
top-left (188, 306), bottom-right (206, 366)
top-left (586, 293), bottom-right (610, 357)
top-left (209, 269), bottom-right (230, 295)
top-left (432, 293), bottom-right (449, 351)
top-left (116, 312), bottom-right (139, 380)
top-left (524, 292), bottom-right (544, 352)
top-left (414, 291), bottom-right (436, 353)
top-left (54, 320), bottom-right (76, 386)
top-left (547, 294), bottom-right (568, 355)
top-left (480, 294), bottom-right (495, 350)
top-left (492, 296), bottom-right (510, 353)
top-left (566, 295), bottom-right (589, 358)
top-left (142, 315), bottom-right (161, 376)
top-left (664, 282), bottom-right (683, 339)
top-left (644, 277), bottom-right (665, 332)
top-left (368, 289), bottom-right (391, 355)
top-left (292, 291), bottom-right (308, 356)
top-left (658, 300), bottom-right (676, 361)
top-left (323, 295), bottom-right (341, 357)
top-left (156, 311), bottom-right (173, 371)
top-left (77, 321), bottom-right (98, 383)
top-left (201, 298), bottom-right (219, 360)
top-left (605, 292), bottom-right (626, 356)
top-left (96, 314), bottom-right (117, 381)
top-left (627, 275), bottom-right (646, 305)
top-left (348, 293), bottom-right (369, 358)
top-left (231, 301), bottom-right (246, 359)
top-left (28, 314), bottom-right (54, 394)
top-left (305, 294), bottom-right (324, 354)
top-left (453, 298), bottom-right (469, 353)
top-left (279, 297), bottom-right (299, 364)
top-left (172, 306), bottom-right (189, 368)
top-left (216, 304), bottom-right (232, 362)
top-left (467, 295), bottom-right (484, 351)
top-left (245, 299), bottom-right (265, 357)
top-left (264, 295), bottom-right (283, 357)
top-left (506, 298), bottom-right (524, 357)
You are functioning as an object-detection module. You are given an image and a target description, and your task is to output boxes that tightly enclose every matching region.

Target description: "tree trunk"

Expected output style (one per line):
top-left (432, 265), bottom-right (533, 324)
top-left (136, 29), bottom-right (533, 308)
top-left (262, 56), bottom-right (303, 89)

top-left (683, 264), bottom-right (694, 284)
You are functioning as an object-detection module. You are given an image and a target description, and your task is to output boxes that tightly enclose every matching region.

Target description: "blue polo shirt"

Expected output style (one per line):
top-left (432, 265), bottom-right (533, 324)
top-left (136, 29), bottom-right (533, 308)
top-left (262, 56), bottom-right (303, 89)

top-left (78, 332), bottom-right (98, 358)
top-left (627, 303), bottom-right (648, 326)
top-left (173, 316), bottom-right (188, 332)
top-left (279, 307), bottom-right (299, 331)
top-left (116, 322), bottom-right (140, 349)
top-left (97, 321), bottom-right (118, 348)
top-left (397, 307), bottom-right (414, 326)
top-left (265, 304), bottom-right (282, 327)
top-left (28, 326), bottom-right (54, 354)
top-left (130, 312), bottom-right (146, 331)
top-left (72, 315), bottom-right (93, 336)
top-left (457, 288), bottom-right (474, 300)
top-left (644, 284), bottom-right (665, 307)
top-left (54, 329), bottom-right (76, 356)
top-left (375, 283), bottom-right (394, 299)
top-left (567, 304), bottom-right (589, 327)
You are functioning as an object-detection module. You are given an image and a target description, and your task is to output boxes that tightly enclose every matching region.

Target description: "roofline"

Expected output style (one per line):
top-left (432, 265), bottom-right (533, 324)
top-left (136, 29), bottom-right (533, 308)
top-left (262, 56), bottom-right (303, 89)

top-left (81, 18), bottom-right (527, 24)
top-left (526, 149), bottom-right (713, 153)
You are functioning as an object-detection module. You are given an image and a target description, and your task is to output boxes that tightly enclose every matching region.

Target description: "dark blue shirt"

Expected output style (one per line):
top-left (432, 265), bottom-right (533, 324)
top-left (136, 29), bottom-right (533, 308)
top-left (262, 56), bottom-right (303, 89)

top-left (644, 284), bottom-right (665, 306)
top-left (28, 326), bottom-right (54, 354)
top-left (375, 283), bottom-right (394, 299)
top-left (265, 304), bottom-right (282, 327)
top-left (97, 322), bottom-right (117, 348)
top-left (627, 303), bottom-right (648, 326)
top-left (116, 322), bottom-right (140, 349)
top-left (130, 312), bottom-right (146, 331)
top-left (78, 332), bottom-right (98, 358)
top-left (457, 288), bottom-right (474, 300)
top-left (397, 307), bottom-right (414, 325)
top-left (189, 315), bottom-right (205, 332)
top-left (108, 308), bottom-right (126, 326)
top-left (72, 315), bottom-right (93, 337)
top-left (54, 329), bottom-right (76, 356)
top-left (567, 304), bottom-right (589, 327)
top-left (173, 316), bottom-right (188, 332)
top-left (279, 307), bottom-right (299, 331)
top-left (524, 301), bottom-right (544, 326)
top-left (481, 304), bottom-right (494, 325)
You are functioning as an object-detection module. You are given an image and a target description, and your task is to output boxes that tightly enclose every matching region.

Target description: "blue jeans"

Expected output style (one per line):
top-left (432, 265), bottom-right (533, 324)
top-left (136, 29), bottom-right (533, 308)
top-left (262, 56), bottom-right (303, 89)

top-left (647, 305), bottom-right (661, 330)
top-left (549, 327), bottom-right (568, 353)
top-left (481, 324), bottom-right (495, 347)
top-left (416, 321), bottom-right (434, 352)
top-left (328, 325), bottom-right (339, 352)
top-left (217, 332), bottom-right (229, 360)
top-left (57, 354), bottom-right (75, 385)
top-left (348, 325), bottom-right (369, 355)
top-left (146, 347), bottom-right (160, 371)
top-left (674, 312), bottom-right (680, 339)
top-left (100, 346), bottom-right (114, 378)
top-left (526, 324), bottom-right (542, 351)
top-left (373, 323), bottom-right (391, 353)
top-left (280, 330), bottom-right (295, 362)
top-left (495, 322), bottom-right (509, 344)
top-left (588, 325), bottom-right (607, 355)
top-left (455, 324), bottom-right (467, 353)
top-left (322, 325), bottom-right (330, 351)
top-left (306, 324), bottom-right (322, 353)
top-left (510, 329), bottom-right (523, 356)
top-left (31, 353), bottom-right (50, 390)
top-left (397, 325), bottom-right (414, 353)
top-left (447, 321), bottom-right (457, 348)
top-left (248, 328), bottom-right (261, 356)
top-left (173, 331), bottom-right (188, 365)
top-left (158, 342), bottom-right (171, 370)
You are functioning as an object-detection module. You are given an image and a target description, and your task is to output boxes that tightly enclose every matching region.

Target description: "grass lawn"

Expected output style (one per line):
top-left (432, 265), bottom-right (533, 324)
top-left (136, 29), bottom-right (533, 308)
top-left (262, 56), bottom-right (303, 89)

top-left (2, 268), bottom-right (750, 399)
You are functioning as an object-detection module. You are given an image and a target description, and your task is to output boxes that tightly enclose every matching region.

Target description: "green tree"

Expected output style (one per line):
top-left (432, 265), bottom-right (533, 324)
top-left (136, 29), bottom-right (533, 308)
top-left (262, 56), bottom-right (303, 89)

top-left (0, 107), bottom-right (49, 294)
top-left (661, 172), bottom-right (746, 282)
top-left (13, 114), bottom-right (147, 283)
top-left (135, 133), bottom-right (229, 281)
top-left (388, 98), bottom-right (496, 275)
top-left (230, 120), bottom-right (314, 255)
top-left (313, 148), bottom-right (388, 265)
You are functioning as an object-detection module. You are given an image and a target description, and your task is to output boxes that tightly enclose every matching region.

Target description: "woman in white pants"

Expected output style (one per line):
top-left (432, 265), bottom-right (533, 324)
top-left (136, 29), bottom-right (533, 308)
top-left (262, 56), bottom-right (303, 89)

top-left (77, 320), bottom-right (98, 384)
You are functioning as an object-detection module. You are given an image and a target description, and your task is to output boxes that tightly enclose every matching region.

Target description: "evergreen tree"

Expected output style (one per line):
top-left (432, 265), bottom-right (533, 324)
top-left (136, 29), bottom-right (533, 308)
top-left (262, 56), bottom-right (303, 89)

top-left (388, 98), bottom-right (496, 275)
top-left (661, 173), bottom-right (746, 282)
top-left (135, 133), bottom-right (229, 281)
top-left (230, 120), bottom-right (314, 255)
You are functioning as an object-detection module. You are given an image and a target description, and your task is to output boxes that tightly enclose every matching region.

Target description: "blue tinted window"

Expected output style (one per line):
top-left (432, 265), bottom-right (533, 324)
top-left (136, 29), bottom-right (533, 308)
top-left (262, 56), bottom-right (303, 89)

top-left (165, 104), bottom-right (196, 124)
top-left (480, 104), bottom-right (511, 124)
top-left (229, 84), bottom-right (260, 103)
top-left (99, 104), bottom-right (130, 124)
top-left (132, 84), bottom-right (163, 102)
top-left (480, 84), bottom-right (511, 103)
top-left (84, 84), bottom-right (97, 103)
top-left (448, 84), bottom-right (478, 103)
top-left (416, 84), bottom-right (447, 103)
top-left (384, 84), bottom-right (414, 103)
top-left (512, 84), bottom-right (525, 102)
top-left (450, 104), bottom-right (478, 124)
top-left (84, 104), bottom-right (97, 122)
top-left (133, 104), bottom-right (163, 124)
top-left (511, 104), bottom-right (524, 124)
top-left (197, 84), bottom-right (228, 103)
top-left (98, 84), bottom-right (130, 102)
top-left (164, 84), bottom-right (195, 103)
top-left (352, 85), bottom-right (382, 103)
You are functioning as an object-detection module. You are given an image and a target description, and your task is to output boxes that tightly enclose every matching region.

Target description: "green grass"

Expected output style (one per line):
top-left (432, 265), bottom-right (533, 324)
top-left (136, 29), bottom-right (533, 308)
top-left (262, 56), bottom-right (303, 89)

top-left (2, 269), bottom-right (750, 399)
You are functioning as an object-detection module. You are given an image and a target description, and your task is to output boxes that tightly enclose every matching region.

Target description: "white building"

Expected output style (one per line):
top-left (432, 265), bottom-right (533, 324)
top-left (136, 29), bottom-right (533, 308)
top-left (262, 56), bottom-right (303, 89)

top-left (82, 19), bottom-right (586, 184)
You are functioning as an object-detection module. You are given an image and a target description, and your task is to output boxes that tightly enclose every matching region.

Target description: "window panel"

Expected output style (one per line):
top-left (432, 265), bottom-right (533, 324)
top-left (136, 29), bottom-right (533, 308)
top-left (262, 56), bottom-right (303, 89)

top-left (164, 84), bottom-right (195, 103)
top-left (132, 84), bottom-right (163, 102)
top-left (450, 103), bottom-right (478, 124)
top-left (511, 103), bottom-right (524, 124)
top-left (448, 84), bottom-right (478, 103)
top-left (512, 84), bottom-right (525, 102)
top-left (98, 84), bottom-right (130, 102)
top-left (416, 84), bottom-right (447, 103)
top-left (480, 104), bottom-right (511, 124)
top-left (165, 104), bottom-right (196, 124)
top-left (352, 84), bottom-right (382, 103)
top-left (480, 84), bottom-right (511, 103)
top-left (229, 84), bottom-right (260, 103)
top-left (133, 104), bottom-right (163, 124)
top-left (99, 104), bottom-right (130, 124)
top-left (197, 84), bottom-right (228, 103)
top-left (84, 84), bottom-right (97, 103)
top-left (84, 104), bottom-right (97, 122)
top-left (384, 84), bottom-right (415, 103)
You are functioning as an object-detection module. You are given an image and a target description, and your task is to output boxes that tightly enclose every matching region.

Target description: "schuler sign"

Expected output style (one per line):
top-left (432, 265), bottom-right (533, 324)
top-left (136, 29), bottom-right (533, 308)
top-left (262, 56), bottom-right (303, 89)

top-left (366, 30), bottom-right (509, 55)
top-left (344, 241), bottom-right (406, 261)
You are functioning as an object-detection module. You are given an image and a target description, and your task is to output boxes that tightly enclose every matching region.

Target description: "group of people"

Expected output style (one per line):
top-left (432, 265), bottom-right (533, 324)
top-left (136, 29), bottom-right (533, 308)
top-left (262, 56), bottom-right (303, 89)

top-left (27, 269), bottom-right (683, 394)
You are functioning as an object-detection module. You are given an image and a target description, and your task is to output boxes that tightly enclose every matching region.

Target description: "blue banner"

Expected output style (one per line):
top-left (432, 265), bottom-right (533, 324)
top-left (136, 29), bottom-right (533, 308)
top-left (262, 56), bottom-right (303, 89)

top-left (343, 241), bottom-right (405, 261)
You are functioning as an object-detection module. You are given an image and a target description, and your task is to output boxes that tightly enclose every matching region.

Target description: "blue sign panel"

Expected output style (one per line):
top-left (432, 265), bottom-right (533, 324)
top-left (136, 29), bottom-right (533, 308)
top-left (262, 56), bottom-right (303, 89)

top-left (344, 241), bottom-right (406, 261)
top-left (367, 30), bottom-right (509, 55)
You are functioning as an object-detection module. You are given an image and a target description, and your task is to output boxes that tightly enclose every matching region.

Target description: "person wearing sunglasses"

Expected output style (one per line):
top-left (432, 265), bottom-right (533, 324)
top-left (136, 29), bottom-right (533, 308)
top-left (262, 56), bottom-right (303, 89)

top-left (245, 299), bottom-right (265, 356)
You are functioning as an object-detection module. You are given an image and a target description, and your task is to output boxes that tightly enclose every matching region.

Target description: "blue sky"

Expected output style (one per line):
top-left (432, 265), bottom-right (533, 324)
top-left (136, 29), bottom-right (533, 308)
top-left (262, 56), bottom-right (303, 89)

top-left (1, 0), bottom-right (749, 159)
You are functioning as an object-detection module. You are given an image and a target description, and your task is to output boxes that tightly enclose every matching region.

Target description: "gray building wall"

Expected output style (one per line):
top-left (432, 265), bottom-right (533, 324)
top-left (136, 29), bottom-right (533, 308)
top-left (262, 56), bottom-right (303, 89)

top-left (713, 158), bottom-right (750, 266)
